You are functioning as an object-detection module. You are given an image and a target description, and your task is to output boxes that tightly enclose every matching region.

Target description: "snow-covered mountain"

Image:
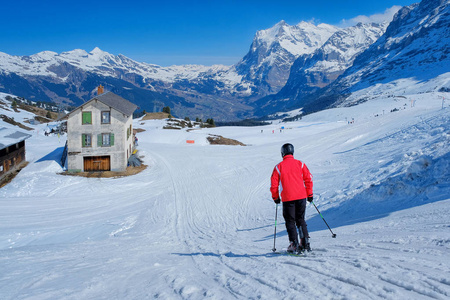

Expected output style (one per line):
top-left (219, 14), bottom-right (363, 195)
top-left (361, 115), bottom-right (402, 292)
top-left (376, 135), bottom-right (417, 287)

top-left (340, 0), bottom-right (450, 94)
top-left (0, 47), bottom-right (229, 83)
top-left (0, 21), bottom-right (338, 120)
top-left (293, 22), bottom-right (389, 89)
top-left (0, 0), bottom-right (448, 120)
top-left (0, 48), bottom-right (248, 120)
top-left (256, 21), bottom-right (389, 115)
top-left (296, 0), bottom-right (450, 113)
top-left (233, 21), bottom-right (338, 96)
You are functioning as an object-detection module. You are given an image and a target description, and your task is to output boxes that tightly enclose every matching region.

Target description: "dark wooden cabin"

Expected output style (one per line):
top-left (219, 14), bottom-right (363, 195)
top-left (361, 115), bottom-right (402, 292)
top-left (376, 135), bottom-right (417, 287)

top-left (0, 127), bottom-right (32, 183)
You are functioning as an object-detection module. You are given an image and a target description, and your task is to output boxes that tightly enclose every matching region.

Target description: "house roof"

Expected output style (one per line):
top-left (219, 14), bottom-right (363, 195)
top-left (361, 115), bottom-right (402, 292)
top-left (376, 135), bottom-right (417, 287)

top-left (0, 127), bottom-right (32, 149)
top-left (93, 92), bottom-right (138, 116)
top-left (63, 92), bottom-right (138, 119)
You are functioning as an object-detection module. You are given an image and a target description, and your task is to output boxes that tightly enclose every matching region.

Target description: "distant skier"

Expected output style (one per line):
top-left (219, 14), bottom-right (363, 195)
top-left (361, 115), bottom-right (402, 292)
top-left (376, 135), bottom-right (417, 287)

top-left (270, 143), bottom-right (313, 253)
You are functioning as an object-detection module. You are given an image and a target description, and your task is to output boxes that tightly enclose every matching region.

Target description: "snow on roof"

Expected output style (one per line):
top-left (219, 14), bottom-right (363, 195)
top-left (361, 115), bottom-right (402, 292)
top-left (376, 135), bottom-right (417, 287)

top-left (0, 127), bottom-right (32, 149)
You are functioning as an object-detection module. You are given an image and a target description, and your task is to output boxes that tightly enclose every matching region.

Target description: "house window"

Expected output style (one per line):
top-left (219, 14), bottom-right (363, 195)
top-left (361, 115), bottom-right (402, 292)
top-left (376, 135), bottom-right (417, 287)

top-left (98, 133), bottom-right (115, 147)
top-left (82, 112), bottom-right (92, 125)
top-left (82, 134), bottom-right (92, 147)
top-left (103, 133), bottom-right (110, 146)
top-left (101, 111), bottom-right (111, 124)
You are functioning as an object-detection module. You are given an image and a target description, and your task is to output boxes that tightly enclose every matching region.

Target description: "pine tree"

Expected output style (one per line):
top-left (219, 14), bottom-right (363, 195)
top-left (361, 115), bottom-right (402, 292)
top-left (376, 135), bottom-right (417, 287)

top-left (162, 106), bottom-right (173, 118)
top-left (162, 106), bottom-right (171, 115)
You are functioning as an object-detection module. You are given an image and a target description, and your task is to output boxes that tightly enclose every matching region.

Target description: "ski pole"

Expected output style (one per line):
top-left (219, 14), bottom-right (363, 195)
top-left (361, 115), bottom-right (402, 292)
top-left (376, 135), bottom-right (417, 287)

top-left (311, 201), bottom-right (336, 238)
top-left (272, 203), bottom-right (279, 252)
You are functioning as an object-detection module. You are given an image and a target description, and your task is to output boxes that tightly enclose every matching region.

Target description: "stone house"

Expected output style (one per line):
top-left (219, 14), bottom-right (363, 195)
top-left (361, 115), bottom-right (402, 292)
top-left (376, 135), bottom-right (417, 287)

top-left (0, 127), bottom-right (32, 183)
top-left (66, 87), bottom-right (137, 172)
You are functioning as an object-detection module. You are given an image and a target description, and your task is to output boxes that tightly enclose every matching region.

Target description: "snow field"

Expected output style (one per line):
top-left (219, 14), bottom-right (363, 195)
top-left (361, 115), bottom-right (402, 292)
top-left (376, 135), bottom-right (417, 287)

top-left (0, 92), bottom-right (449, 299)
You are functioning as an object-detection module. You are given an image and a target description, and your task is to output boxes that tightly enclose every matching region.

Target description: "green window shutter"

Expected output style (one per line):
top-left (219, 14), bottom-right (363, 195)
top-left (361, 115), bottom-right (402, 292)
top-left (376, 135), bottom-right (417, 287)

top-left (98, 134), bottom-right (102, 146)
top-left (82, 112), bottom-right (92, 124)
top-left (110, 133), bottom-right (114, 146)
top-left (82, 134), bottom-right (86, 147)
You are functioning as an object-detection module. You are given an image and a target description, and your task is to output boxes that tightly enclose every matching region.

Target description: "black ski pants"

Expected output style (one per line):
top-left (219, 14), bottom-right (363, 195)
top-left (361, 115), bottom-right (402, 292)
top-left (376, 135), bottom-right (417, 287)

top-left (283, 198), bottom-right (309, 244)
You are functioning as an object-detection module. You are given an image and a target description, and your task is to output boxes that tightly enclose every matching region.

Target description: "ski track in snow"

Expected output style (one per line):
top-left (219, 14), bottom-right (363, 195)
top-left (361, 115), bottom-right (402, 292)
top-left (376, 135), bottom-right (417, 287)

top-left (0, 94), bottom-right (449, 299)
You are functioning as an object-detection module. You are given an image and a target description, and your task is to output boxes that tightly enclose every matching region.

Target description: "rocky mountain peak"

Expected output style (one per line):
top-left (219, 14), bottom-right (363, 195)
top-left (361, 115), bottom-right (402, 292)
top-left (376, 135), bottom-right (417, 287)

top-left (233, 21), bottom-right (338, 95)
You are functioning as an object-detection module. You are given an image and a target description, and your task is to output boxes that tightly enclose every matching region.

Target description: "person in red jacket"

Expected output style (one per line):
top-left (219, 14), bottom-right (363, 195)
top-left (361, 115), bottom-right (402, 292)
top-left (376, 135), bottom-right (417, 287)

top-left (271, 143), bottom-right (313, 253)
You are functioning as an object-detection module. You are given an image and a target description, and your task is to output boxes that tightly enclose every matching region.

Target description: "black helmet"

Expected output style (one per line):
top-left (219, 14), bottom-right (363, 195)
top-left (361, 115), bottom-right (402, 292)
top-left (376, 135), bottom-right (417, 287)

top-left (281, 143), bottom-right (294, 157)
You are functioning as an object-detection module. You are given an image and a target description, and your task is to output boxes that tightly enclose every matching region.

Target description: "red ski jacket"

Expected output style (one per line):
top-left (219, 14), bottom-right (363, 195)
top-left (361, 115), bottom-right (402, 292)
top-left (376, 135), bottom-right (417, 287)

top-left (270, 155), bottom-right (313, 202)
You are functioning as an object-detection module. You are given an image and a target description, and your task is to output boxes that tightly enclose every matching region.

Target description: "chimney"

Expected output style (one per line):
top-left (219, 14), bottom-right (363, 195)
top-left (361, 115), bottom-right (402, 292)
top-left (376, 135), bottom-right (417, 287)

top-left (97, 85), bottom-right (104, 95)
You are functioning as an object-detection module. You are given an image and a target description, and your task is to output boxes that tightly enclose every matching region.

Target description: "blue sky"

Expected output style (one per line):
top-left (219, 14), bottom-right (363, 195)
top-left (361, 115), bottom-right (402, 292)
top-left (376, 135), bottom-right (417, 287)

top-left (1, 0), bottom-right (416, 66)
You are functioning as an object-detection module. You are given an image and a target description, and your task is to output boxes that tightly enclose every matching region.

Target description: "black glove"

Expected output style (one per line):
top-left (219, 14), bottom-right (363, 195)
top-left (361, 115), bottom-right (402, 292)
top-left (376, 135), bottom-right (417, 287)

top-left (274, 198), bottom-right (281, 204)
top-left (307, 196), bottom-right (313, 203)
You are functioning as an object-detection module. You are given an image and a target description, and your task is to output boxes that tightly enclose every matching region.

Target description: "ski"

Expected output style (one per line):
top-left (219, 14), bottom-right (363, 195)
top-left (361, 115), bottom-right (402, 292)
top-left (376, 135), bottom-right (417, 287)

top-left (271, 250), bottom-right (310, 257)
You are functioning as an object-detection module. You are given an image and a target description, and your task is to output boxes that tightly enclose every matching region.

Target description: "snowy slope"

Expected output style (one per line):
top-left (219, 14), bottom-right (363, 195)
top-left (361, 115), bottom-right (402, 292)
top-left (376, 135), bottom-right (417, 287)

top-left (335, 0), bottom-right (450, 101)
top-left (0, 88), bottom-right (449, 299)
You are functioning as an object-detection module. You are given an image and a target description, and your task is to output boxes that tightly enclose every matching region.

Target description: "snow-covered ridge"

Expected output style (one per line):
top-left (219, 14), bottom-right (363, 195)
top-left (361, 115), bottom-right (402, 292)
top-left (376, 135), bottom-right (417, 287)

top-left (307, 22), bottom-right (389, 75)
top-left (0, 47), bottom-right (236, 84)
top-left (268, 0), bottom-right (450, 117)
top-left (233, 21), bottom-right (340, 94)
top-left (339, 0), bottom-right (450, 92)
top-left (254, 20), bottom-right (339, 56)
top-left (263, 21), bottom-right (390, 115)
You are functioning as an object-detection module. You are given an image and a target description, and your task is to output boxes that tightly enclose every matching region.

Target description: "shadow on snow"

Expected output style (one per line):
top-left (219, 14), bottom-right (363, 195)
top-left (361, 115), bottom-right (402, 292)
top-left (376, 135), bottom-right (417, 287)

top-left (307, 152), bottom-right (450, 233)
top-left (172, 251), bottom-right (284, 258)
top-left (36, 146), bottom-right (65, 167)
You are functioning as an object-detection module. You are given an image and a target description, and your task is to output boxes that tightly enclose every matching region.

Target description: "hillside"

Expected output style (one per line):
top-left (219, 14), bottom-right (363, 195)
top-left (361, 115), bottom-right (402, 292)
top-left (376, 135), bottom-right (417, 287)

top-left (0, 87), bottom-right (449, 298)
top-left (299, 0), bottom-right (450, 114)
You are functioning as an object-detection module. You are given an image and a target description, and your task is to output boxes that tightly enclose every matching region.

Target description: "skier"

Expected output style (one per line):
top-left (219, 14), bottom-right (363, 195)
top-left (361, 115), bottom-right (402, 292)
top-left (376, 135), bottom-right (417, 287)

top-left (270, 143), bottom-right (313, 253)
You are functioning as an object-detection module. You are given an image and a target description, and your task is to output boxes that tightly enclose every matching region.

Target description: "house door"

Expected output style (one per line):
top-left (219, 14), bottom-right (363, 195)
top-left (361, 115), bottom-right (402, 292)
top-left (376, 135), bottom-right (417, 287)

top-left (83, 156), bottom-right (111, 171)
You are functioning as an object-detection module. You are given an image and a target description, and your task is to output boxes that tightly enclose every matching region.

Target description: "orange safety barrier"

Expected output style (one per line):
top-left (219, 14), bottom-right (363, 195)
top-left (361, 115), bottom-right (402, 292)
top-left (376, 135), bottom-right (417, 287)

top-left (186, 140), bottom-right (195, 144)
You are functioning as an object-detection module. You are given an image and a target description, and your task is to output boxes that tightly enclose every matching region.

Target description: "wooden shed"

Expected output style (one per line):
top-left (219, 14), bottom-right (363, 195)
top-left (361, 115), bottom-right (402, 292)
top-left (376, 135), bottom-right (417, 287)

top-left (0, 127), bottom-right (32, 183)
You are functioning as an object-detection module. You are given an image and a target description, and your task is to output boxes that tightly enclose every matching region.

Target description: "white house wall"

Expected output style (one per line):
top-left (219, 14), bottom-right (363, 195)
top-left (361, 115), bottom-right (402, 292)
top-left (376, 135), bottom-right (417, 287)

top-left (67, 100), bottom-right (133, 172)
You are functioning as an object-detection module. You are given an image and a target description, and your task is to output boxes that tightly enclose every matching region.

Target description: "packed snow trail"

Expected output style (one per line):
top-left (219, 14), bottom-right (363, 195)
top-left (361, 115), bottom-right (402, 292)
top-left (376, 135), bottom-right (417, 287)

top-left (0, 95), bottom-right (449, 299)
